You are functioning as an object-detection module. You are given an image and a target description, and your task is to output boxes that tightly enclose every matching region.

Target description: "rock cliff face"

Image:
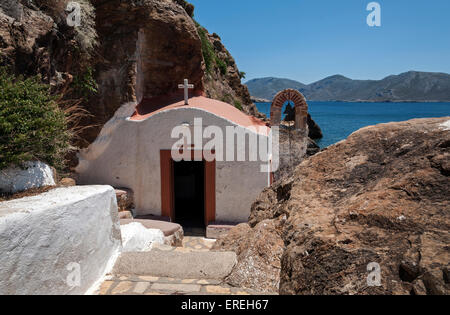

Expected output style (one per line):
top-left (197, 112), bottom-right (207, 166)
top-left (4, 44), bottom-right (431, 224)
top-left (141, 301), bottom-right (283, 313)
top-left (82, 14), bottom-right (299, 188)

top-left (200, 30), bottom-right (261, 118)
top-left (87, 0), bottom-right (205, 143)
top-left (0, 0), bottom-right (78, 89)
top-left (215, 117), bottom-right (450, 295)
top-left (1, 0), bottom-right (259, 146)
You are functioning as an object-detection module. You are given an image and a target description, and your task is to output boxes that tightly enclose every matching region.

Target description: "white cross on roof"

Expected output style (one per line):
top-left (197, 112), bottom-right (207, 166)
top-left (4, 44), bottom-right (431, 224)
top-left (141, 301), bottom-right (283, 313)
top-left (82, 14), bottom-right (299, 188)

top-left (178, 79), bottom-right (194, 105)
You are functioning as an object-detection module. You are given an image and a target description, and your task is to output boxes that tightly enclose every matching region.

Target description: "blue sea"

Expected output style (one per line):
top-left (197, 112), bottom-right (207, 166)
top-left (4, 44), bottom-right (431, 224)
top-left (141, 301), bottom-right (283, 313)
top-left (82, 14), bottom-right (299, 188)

top-left (255, 102), bottom-right (450, 148)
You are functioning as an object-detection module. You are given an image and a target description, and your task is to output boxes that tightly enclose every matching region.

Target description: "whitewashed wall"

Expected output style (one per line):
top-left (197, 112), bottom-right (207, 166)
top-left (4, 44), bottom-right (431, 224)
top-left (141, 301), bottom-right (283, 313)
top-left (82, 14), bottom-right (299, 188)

top-left (0, 161), bottom-right (55, 194)
top-left (0, 186), bottom-right (122, 295)
top-left (76, 105), bottom-right (270, 223)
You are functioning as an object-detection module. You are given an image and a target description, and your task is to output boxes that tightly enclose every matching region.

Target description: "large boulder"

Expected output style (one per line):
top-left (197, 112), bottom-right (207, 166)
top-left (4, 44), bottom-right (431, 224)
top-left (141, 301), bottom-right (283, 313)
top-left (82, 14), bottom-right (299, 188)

top-left (213, 220), bottom-right (284, 293)
top-left (215, 117), bottom-right (450, 295)
top-left (0, 161), bottom-right (55, 194)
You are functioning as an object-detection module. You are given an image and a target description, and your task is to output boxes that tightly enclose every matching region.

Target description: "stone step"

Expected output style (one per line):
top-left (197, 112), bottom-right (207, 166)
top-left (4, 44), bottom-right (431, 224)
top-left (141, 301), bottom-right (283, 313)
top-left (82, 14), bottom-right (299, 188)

top-left (112, 249), bottom-right (237, 280)
top-left (98, 275), bottom-right (270, 295)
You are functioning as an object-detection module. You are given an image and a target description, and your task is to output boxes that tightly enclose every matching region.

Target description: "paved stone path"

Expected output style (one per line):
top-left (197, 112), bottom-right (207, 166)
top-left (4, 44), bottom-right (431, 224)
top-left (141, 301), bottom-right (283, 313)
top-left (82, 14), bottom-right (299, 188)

top-left (97, 236), bottom-right (275, 295)
top-left (182, 236), bottom-right (216, 251)
top-left (98, 275), bottom-right (261, 295)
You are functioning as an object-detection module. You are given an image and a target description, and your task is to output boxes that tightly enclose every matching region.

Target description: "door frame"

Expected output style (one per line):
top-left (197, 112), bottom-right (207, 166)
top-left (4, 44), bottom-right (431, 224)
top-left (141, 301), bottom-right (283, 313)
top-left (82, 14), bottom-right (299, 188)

top-left (160, 149), bottom-right (216, 226)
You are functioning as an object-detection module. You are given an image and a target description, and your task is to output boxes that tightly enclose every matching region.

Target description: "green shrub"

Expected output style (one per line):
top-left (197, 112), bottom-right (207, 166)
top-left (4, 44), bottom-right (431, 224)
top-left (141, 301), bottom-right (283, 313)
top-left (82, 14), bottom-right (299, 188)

top-left (0, 68), bottom-right (70, 170)
top-left (72, 67), bottom-right (98, 97)
top-left (216, 57), bottom-right (227, 76)
top-left (234, 100), bottom-right (243, 111)
top-left (197, 25), bottom-right (215, 73)
top-left (196, 22), bottom-right (227, 75)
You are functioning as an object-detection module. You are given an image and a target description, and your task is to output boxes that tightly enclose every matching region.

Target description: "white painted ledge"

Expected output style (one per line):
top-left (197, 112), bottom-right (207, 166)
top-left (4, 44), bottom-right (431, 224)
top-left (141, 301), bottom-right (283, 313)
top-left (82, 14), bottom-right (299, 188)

top-left (0, 186), bottom-right (122, 295)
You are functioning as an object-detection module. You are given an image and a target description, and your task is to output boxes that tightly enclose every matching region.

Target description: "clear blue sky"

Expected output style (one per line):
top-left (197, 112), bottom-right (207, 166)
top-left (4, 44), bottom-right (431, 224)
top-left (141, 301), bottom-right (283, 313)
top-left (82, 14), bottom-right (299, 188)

top-left (189, 0), bottom-right (450, 84)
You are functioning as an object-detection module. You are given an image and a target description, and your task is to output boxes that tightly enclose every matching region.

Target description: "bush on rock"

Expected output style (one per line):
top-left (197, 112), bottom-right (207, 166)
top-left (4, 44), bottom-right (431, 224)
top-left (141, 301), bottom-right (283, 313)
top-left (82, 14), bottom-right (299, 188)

top-left (0, 68), bottom-right (70, 170)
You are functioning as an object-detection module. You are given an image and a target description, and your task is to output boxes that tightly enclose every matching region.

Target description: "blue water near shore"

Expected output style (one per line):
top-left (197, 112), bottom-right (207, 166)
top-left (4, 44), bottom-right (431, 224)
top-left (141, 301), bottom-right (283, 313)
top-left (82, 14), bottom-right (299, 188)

top-left (255, 102), bottom-right (450, 148)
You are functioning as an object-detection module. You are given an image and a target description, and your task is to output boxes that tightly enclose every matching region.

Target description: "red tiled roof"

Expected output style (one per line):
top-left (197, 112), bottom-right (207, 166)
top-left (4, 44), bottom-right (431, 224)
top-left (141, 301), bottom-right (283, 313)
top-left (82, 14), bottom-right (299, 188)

top-left (130, 94), bottom-right (270, 135)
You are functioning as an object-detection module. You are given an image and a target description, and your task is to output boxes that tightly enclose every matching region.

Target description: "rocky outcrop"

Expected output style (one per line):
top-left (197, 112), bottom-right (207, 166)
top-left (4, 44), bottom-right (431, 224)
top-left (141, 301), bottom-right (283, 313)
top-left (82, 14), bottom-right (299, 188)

top-left (250, 96), bottom-right (270, 103)
top-left (306, 137), bottom-right (321, 156)
top-left (307, 113), bottom-right (323, 140)
top-left (0, 0), bottom-right (97, 90)
top-left (212, 220), bottom-right (284, 293)
top-left (216, 117), bottom-right (450, 295)
top-left (1, 0), bottom-right (261, 148)
top-left (78, 0), bottom-right (203, 143)
top-left (1, 1), bottom-right (63, 83)
top-left (201, 31), bottom-right (262, 118)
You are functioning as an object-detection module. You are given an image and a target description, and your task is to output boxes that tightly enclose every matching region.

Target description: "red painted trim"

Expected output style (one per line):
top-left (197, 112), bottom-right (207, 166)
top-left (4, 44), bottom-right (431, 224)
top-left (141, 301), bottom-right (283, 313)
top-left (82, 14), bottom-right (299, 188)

top-left (160, 150), bottom-right (216, 225)
top-left (160, 151), bottom-right (175, 221)
top-left (204, 159), bottom-right (216, 226)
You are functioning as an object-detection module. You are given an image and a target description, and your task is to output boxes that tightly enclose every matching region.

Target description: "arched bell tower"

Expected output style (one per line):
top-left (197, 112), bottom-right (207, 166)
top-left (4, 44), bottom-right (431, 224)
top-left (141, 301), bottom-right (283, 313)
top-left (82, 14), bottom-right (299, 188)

top-left (270, 89), bottom-right (308, 130)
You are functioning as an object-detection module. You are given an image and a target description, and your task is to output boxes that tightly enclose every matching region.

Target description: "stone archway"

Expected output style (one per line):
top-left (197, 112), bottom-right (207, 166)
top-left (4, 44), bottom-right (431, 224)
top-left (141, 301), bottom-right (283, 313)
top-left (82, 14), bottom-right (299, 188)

top-left (270, 89), bottom-right (308, 130)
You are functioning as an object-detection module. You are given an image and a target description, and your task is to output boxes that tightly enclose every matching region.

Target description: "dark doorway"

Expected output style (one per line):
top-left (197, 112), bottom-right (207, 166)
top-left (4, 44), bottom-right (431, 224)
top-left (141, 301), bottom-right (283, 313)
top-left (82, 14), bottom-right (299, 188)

top-left (173, 160), bottom-right (205, 233)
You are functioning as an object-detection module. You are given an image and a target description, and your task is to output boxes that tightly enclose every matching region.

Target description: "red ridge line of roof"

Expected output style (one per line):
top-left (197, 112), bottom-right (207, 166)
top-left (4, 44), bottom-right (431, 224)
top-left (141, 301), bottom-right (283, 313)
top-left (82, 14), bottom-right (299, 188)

top-left (129, 94), bottom-right (270, 134)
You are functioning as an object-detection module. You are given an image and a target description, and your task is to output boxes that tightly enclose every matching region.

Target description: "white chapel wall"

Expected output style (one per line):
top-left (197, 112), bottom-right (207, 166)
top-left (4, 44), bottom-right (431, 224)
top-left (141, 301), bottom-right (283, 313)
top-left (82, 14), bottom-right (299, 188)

top-left (76, 107), bottom-right (270, 223)
top-left (0, 186), bottom-right (122, 295)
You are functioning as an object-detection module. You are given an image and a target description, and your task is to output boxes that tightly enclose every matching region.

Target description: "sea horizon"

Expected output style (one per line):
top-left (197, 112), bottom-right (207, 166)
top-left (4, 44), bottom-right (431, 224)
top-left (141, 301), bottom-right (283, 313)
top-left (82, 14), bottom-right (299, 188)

top-left (255, 101), bottom-right (450, 148)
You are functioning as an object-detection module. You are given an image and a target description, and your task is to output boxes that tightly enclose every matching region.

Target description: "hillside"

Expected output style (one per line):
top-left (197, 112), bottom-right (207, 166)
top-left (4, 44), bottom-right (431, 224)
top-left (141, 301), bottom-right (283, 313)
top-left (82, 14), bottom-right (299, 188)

top-left (245, 77), bottom-right (306, 101)
top-left (246, 72), bottom-right (450, 102)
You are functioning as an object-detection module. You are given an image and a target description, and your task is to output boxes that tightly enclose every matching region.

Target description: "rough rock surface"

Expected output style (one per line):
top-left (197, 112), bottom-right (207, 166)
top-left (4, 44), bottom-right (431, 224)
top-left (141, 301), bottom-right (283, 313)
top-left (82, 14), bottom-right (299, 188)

top-left (59, 178), bottom-right (76, 187)
top-left (0, 1), bottom-right (55, 80)
top-left (115, 188), bottom-right (134, 212)
top-left (0, 161), bottom-right (55, 193)
top-left (89, 0), bottom-right (205, 144)
top-left (307, 113), bottom-right (323, 140)
top-left (274, 126), bottom-right (309, 181)
top-left (306, 137), bottom-right (321, 156)
top-left (213, 220), bottom-right (284, 293)
top-left (216, 117), bottom-right (450, 295)
top-left (0, 0), bottom-right (96, 91)
top-left (202, 31), bottom-right (262, 118)
top-left (1, 0), bottom-right (261, 147)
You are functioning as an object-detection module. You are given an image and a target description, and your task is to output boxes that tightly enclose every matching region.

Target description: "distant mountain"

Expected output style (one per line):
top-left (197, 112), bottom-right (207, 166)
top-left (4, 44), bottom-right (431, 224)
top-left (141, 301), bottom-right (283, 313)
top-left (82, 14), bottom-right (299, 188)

top-left (246, 71), bottom-right (450, 102)
top-left (245, 77), bottom-right (306, 101)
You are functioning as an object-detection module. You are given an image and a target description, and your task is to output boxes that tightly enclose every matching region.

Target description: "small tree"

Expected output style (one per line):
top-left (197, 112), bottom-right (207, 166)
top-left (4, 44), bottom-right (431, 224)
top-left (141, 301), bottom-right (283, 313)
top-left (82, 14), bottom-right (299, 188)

top-left (0, 68), bottom-right (70, 170)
